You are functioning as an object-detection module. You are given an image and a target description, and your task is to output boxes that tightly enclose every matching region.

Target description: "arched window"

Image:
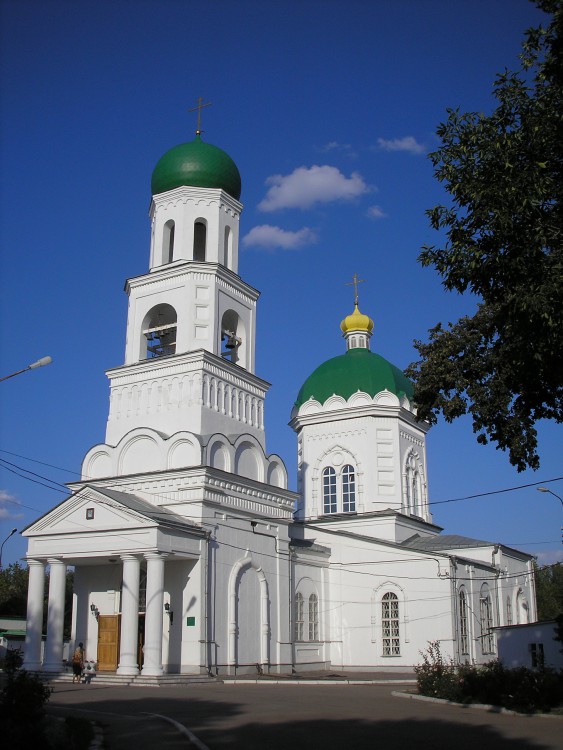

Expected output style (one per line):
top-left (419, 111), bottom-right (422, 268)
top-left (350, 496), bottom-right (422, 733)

top-left (194, 221), bottom-right (207, 261)
top-left (322, 467), bottom-right (337, 514)
top-left (479, 584), bottom-right (495, 654)
top-left (459, 589), bottom-right (469, 655)
top-left (308, 594), bottom-right (319, 641)
top-left (295, 592), bottom-right (304, 641)
top-left (342, 464), bottom-right (356, 512)
top-left (142, 303), bottom-right (177, 359)
top-left (381, 592), bottom-right (400, 656)
top-left (221, 309), bottom-right (244, 365)
top-left (163, 220), bottom-right (175, 264)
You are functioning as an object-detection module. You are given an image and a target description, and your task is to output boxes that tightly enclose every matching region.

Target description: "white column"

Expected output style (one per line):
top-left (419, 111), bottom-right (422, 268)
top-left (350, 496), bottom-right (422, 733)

top-left (43, 558), bottom-right (67, 672)
top-left (22, 559), bottom-right (46, 671)
top-left (117, 554), bottom-right (141, 675)
top-left (141, 552), bottom-right (166, 676)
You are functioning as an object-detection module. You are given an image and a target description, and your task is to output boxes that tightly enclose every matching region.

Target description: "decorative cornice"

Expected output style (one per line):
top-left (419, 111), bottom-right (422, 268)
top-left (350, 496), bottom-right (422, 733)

top-left (106, 349), bottom-right (270, 394)
top-left (125, 263), bottom-right (259, 304)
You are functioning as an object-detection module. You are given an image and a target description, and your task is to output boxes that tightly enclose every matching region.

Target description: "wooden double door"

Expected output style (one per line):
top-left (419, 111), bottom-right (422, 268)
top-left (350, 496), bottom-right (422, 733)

top-left (96, 614), bottom-right (145, 672)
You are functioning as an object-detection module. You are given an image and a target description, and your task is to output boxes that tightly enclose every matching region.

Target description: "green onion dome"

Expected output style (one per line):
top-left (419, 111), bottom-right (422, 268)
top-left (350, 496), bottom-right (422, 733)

top-left (151, 135), bottom-right (242, 200)
top-left (295, 348), bottom-right (414, 408)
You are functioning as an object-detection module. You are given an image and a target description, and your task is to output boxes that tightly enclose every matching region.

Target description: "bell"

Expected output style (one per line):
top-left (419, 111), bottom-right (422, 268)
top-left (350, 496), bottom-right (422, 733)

top-left (225, 335), bottom-right (237, 350)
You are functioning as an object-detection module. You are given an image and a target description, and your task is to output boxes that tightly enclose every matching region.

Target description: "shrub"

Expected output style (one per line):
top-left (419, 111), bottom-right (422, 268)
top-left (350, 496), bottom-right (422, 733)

top-left (414, 641), bottom-right (463, 702)
top-left (415, 642), bottom-right (563, 713)
top-left (0, 669), bottom-right (52, 749)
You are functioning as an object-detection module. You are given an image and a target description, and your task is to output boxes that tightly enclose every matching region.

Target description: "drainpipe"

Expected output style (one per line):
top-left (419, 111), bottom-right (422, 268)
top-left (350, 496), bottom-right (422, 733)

top-left (203, 531), bottom-right (215, 676)
top-left (450, 557), bottom-right (459, 663)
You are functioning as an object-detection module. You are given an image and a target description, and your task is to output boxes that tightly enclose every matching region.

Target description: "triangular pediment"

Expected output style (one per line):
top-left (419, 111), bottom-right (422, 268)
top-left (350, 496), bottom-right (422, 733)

top-left (24, 486), bottom-right (157, 536)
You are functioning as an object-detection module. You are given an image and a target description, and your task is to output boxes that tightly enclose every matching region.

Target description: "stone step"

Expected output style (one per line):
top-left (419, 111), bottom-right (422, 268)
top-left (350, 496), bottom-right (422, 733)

top-left (46, 671), bottom-right (218, 687)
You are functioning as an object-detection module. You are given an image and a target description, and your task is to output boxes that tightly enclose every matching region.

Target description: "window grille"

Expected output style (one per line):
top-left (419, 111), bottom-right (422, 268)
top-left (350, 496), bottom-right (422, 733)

top-left (342, 464), bottom-right (356, 512)
top-left (530, 642), bottom-right (544, 668)
top-left (308, 594), bottom-right (319, 641)
top-left (322, 467), bottom-right (337, 514)
top-left (382, 592), bottom-right (400, 656)
top-left (479, 587), bottom-right (495, 654)
top-left (295, 592), bottom-right (304, 641)
top-left (506, 596), bottom-right (513, 626)
top-left (459, 589), bottom-right (469, 655)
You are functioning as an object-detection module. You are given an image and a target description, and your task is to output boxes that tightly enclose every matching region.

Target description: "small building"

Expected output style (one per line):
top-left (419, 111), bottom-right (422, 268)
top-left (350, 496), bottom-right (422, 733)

top-left (495, 621), bottom-right (563, 670)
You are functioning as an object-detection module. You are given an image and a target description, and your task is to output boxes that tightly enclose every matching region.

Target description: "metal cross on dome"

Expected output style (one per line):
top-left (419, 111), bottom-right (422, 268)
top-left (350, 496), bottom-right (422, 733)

top-left (188, 96), bottom-right (212, 135)
top-left (345, 273), bottom-right (366, 306)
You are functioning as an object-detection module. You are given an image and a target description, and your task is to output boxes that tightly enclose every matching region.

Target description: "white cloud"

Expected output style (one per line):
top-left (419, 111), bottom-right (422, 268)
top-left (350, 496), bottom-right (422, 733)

top-left (242, 224), bottom-right (318, 250)
top-left (0, 489), bottom-right (24, 520)
top-left (258, 165), bottom-right (369, 212)
top-left (317, 142), bottom-right (357, 158)
top-left (367, 205), bottom-right (387, 220)
top-left (535, 550), bottom-right (563, 565)
top-left (377, 136), bottom-right (425, 155)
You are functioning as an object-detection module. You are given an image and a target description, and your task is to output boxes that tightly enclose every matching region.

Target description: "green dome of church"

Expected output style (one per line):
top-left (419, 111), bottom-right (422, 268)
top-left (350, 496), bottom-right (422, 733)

top-left (151, 135), bottom-right (242, 199)
top-left (295, 348), bottom-right (414, 408)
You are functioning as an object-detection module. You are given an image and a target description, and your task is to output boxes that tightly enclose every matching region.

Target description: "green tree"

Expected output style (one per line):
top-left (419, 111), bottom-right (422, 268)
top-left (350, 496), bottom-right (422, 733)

top-left (0, 563), bottom-right (74, 638)
top-left (534, 561), bottom-right (563, 620)
top-left (0, 563), bottom-right (29, 617)
top-left (408, 1), bottom-right (562, 471)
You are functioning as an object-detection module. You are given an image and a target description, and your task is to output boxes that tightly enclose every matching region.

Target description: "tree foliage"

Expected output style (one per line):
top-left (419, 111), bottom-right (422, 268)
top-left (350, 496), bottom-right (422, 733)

top-left (0, 563), bottom-right (29, 617)
top-left (0, 563), bottom-right (74, 638)
top-left (408, 1), bottom-right (563, 470)
top-left (534, 561), bottom-right (563, 619)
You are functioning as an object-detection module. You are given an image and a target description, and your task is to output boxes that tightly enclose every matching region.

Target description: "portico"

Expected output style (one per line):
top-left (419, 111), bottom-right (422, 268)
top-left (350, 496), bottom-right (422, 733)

top-left (22, 486), bottom-right (206, 675)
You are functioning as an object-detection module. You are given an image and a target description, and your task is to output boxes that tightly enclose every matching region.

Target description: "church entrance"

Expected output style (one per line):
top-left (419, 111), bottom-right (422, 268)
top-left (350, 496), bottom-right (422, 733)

top-left (97, 615), bottom-right (120, 671)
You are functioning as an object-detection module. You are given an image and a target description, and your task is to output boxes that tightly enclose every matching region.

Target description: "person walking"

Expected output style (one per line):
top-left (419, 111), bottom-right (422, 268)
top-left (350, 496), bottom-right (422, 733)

top-left (71, 642), bottom-right (85, 684)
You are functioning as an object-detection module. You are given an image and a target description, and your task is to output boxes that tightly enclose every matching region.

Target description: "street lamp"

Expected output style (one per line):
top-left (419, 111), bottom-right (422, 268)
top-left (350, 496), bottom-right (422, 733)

top-left (0, 356), bottom-right (53, 383)
top-left (0, 528), bottom-right (18, 569)
top-left (537, 487), bottom-right (563, 508)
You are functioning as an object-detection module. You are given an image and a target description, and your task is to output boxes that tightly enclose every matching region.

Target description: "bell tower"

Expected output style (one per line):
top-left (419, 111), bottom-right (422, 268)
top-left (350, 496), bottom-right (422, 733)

top-left (103, 126), bottom-right (269, 450)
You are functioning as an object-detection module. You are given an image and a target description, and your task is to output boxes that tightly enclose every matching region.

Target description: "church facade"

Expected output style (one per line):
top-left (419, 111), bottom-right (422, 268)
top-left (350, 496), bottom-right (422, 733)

top-left (22, 131), bottom-right (536, 676)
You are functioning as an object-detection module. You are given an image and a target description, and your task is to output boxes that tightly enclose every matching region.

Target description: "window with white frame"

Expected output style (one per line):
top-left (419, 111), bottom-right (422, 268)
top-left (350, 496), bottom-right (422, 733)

top-left (322, 467), bottom-right (337, 514)
top-left (459, 588), bottom-right (469, 655)
top-left (295, 592), bottom-right (304, 641)
top-left (381, 592), bottom-right (400, 656)
top-left (342, 464), bottom-right (356, 512)
top-left (294, 587), bottom-right (320, 642)
top-left (479, 584), bottom-right (495, 654)
top-left (308, 594), bottom-right (319, 641)
top-left (322, 463), bottom-right (356, 514)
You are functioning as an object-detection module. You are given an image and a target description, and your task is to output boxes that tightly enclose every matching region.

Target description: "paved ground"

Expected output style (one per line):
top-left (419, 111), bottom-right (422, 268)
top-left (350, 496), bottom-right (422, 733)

top-left (47, 679), bottom-right (563, 750)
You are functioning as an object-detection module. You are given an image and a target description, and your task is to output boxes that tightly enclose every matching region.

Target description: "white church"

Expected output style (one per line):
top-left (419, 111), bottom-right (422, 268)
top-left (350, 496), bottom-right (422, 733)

top-left (22, 128), bottom-right (536, 677)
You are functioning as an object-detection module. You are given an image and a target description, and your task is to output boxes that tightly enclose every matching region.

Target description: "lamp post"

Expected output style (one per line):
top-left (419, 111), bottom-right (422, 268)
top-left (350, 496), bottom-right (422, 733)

top-left (537, 487), bottom-right (563, 508)
top-left (0, 356), bottom-right (53, 383)
top-left (0, 528), bottom-right (18, 570)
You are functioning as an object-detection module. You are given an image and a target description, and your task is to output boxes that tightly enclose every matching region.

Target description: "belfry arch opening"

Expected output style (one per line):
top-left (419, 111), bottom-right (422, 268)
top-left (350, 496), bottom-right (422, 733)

top-left (194, 220), bottom-right (207, 262)
top-left (221, 309), bottom-right (245, 366)
top-left (141, 303), bottom-right (177, 359)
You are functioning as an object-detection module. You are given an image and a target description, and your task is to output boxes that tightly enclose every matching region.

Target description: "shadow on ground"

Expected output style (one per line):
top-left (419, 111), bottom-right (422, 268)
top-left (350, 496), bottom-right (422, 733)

top-left (48, 686), bottom-right (558, 750)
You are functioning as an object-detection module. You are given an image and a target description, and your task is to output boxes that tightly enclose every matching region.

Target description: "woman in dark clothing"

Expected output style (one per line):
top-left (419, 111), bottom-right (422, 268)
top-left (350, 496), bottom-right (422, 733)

top-left (71, 642), bottom-right (84, 683)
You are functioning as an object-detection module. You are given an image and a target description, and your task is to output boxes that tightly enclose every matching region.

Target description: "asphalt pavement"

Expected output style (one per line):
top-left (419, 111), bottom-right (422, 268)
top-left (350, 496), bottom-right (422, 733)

top-left (47, 678), bottom-right (563, 750)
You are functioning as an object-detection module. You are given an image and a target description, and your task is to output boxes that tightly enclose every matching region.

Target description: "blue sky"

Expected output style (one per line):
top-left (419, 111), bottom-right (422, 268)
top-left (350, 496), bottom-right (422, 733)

top-left (1, 0), bottom-right (561, 569)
